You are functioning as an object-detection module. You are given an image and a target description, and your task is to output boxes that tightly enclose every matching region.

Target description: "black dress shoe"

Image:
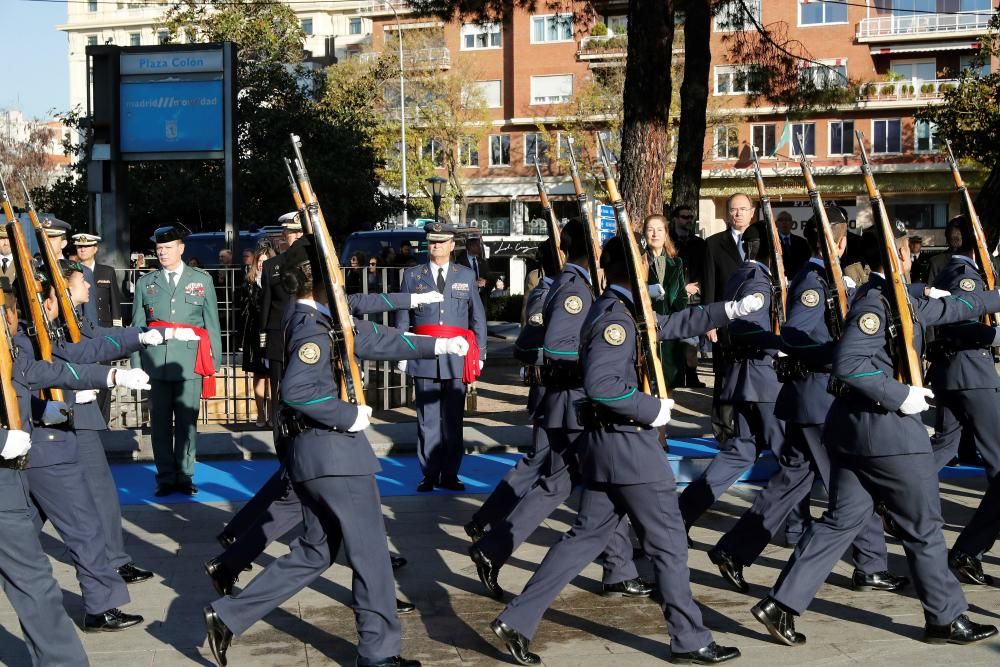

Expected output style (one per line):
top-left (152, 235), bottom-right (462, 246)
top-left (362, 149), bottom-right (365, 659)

top-left (875, 501), bottom-right (901, 540)
top-left (204, 606), bottom-right (233, 666)
top-left (117, 562), bottom-right (153, 584)
top-left (356, 656), bottom-right (421, 667)
top-left (669, 642), bottom-right (741, 664)
top-left (438, 476), bottom-right (466, 492)
top-left (205, 557), bottom-right (238, 596)
top-left (709, 547), bottom-right (748, 594)
top-left (490, 619), bottom-right (540, 665)
top-left (751, 597), bottom-right (806, 646)
top-left (416, 477), bottom-right (435, 493)
top-left (470, 546), bottom-right (504, 599)
top-left (178, 482), bottom-right (198, 496)
top-left (602, 577), bottom-right (654, 598)
top-left (852, 569), bottom-right (909, 592)
top-left (391, 555), bottom-right (407, 571)
top-left (83, 608), bottom-right (143, 632)
top-left (950, 550), bottom-right (994, 586)
top-left (154, 483), bottom-right (174, 497)
top-left (465, 520), bottom-right (485, 541)
top-left (925, 614), bottom-right (998, 645)
top-left (396, 598), bottom-right (416, 614)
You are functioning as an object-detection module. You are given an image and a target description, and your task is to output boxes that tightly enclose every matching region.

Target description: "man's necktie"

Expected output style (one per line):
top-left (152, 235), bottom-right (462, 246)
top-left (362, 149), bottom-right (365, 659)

top-left (436, 268), bottom-right (445, 293)
top-left (2, 258), bottom-right (8, 273)
top-left (168, 272), bottom-right (177, 290)
top-left (472, 257), bottom-right (479, 280)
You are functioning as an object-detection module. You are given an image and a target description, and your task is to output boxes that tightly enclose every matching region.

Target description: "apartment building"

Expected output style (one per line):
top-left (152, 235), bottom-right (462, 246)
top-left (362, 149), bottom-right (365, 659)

top-left (1, 109), bottom-right (72, 183)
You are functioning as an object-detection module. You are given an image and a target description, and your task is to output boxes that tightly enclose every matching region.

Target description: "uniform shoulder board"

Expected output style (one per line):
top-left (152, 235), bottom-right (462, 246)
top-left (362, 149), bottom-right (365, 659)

top-left (603, 323), bottom-right (627, 346)
top-left (800, 289), bottom-right (820, 307)
top-left (959, 278), bottom-right (976, 292)
top-left (564, 295), bottom-right (583, 314)
top-left (858, 313), bottom-right (881, 335)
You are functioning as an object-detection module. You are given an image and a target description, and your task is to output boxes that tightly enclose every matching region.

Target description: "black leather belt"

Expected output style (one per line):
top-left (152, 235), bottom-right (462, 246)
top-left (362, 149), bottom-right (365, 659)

top-left (0, 455), bottom-right (28, 470)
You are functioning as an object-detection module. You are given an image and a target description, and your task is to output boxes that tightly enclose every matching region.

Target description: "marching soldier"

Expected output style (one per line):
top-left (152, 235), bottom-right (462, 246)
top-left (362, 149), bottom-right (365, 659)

top-left (752, 225), bottom-right (1000, 647)
top-left (397, 222), bottom-right (487, 492)
top-left (489, 235), bottom-right (754, 666)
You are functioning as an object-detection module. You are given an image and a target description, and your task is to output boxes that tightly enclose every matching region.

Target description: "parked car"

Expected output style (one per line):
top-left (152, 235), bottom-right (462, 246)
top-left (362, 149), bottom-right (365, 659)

top-left (338, 227), bottom-right (481, 266)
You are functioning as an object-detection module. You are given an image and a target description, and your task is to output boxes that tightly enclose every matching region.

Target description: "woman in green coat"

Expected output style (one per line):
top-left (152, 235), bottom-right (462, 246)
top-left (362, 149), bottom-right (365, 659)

top-left (643, 214), bottom-right (689, 388)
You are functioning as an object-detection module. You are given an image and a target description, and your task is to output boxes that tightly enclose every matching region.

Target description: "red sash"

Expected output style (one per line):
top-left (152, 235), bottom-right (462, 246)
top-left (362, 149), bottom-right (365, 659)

top-left (413, 324), bottom-right (481, 384)
top-left (149, 320), bottom-right (216, 398)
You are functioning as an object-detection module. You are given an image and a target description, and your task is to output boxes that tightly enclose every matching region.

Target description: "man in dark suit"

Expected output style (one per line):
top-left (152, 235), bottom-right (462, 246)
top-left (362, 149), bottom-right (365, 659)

top-left (670, 205), bottom-right (708, 387)
top-left (455, 236), bottom-right (492, 304)
top-left (775, 211), bottom-right (810, 277)
top-left (258, 213), bottom-right (304, 418)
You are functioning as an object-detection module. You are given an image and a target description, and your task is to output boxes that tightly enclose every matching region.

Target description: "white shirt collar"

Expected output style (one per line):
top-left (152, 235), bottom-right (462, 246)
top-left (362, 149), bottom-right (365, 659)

top-left (298, 298), bottom-right (332, 318)
top-left (429, 261), bottom-right (449, 276)
top-left (162, 264), bottom-right (184, 281)
top-left (81, 259), bottom-right (96, 270)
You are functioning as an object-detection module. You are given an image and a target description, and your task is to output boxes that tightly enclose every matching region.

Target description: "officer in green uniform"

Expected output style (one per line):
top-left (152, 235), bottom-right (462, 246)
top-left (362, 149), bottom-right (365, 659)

top-left (131, 225), bottom-right (222, 496)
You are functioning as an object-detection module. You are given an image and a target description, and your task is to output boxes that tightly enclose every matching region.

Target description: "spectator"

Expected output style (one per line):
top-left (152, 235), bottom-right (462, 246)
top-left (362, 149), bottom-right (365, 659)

top-left (366, 255), bottom-right (384, 293)
top-left (187, 257), bottom-right (203, 268)
top-left (237, 245), bottom-right (276, 428)
top-left (926, 217), bottom-right (965, 286)
top-left (644, 214), bottom-right (689, 389)
top-left (241, 248), bottom-right (254, 273)
top-left (669, 205), bottom-right (707, 387)
top-left (396, 242), bottom-right (418, 267)
top-left (455, 236), bottom-right (492, 304)
top-left (345, 251), bottom-right (367, 295)
top-left (775, 211), bottom-right (810, 276)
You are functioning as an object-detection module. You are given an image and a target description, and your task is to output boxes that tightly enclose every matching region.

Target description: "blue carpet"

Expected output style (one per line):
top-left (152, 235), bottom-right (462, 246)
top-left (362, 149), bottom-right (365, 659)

top-left (110, 436), bottom-right (987, 506)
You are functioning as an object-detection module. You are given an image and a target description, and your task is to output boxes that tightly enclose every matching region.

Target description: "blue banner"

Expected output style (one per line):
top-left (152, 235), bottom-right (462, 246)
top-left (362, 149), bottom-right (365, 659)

top-left (120, 80), bottom-right (224, 153)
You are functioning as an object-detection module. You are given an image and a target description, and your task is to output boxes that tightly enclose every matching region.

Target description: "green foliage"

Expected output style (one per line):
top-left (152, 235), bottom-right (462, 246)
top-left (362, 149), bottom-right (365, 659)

top-left (590, 21), bottom-right (609, 36)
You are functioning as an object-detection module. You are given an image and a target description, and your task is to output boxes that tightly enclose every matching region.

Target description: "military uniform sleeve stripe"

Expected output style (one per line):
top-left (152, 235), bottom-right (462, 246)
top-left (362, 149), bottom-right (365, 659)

top-left (543, 347), bottom-right (578, 356)
top-left (283, 396), bottom-right (334, 406)
top-left (103, 335), bottom-right (122, 350)
top-left (954, 296), bottom-right (974, 310)
top-left (593, 388), bottom-right (637, 402)
top-left (65, 363), bottom-right (79, 380)
top-left (400, 334), bottom-right (416, 350)
top-left (380, 293), bottom-right (394, 309)
top-left (846, 370), bottom-right (883, 378)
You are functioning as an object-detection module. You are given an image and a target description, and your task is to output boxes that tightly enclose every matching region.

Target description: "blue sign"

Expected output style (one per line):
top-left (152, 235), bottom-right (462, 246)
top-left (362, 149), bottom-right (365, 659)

top-left (120, 80), bottom-right (224, 153)
top-left (600, 230), bottom-right (616, 244)
top-left (599, 216), bottom-right (617, 231)
top-left (598, 205), bottom-right (614, 219)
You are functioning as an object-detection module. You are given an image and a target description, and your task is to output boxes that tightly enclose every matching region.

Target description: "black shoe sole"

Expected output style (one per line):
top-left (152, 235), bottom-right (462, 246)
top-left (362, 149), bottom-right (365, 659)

top-left (121, 574), bottom-right (154, 585)
top-left (669, 654), bottom-right (739, 665)
top-left (852, 583), bottom-right (907, 592)
top-left (490, 623), bottom-right (537, 666)
top-left (954, 569), bottom-right (991, 586)
top-left (204, 608), bottom-right (230, 667)
top-left (924, 633), bottom-right (997, 645)
top-left (751, 606), bottom-right (799, 647)
top-left (83, 620), bottom-right (142, 632)
top-left (601, 588), bottom-right (653, 598)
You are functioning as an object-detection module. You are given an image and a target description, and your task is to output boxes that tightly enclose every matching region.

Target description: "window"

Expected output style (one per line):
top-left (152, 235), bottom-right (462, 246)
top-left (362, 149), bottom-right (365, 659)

top-left (714, 66), bottom-right (760, 95)
top-left (790, 123), bottom-right (816, 157)
top-left (872, 119), bottom-right (902, 154)
top-left (530, 74), bottom-right (573, 104)
top-left (714, 125), bottom-right (740, 159)
top-left (88, 0), bottom-right (98, 11)
top-left (597, 129), bottom-right (619, 163)
top-left (157, 30), bottom-right (169, 44)
top-left (489, 134), bottom-right (510, 167)
top-left (350, 18), bottom-right (363, 35)
top-left (751, 124), bottom-right (777, 157)
top-left (421, 138), bottom-right (445, 168)
top-left (470, 80), bottom-right (502, 108)
top-left (829, 120), bottom-right (855, 155)
top-left (86, 35), bottom-right (98, 46)
top-left (461, 22), bottom-right (501, 50)
top-left (960, 54), bottom-right (990, 76)
top-left (800, 0), bottom-right (848, 25)
top-left (301, 19), bottom-right (313, 36)
top-left (606, 15), bottom-right (628, 35)
top-left (524, 133), bottom-right (549, 165)
top-left (129, 32), bottom-right (141, 46)
top-left (459, 137), bottom-right (480, 167)
top-left (890, 0), bottom-right (936, 16)
top-left (890, 60), bottom-right (936, 81)
top-left (799, 61), bottom-right (848, 88)
top-left (531, 15), bottom-right (574, 43)
top-left (915, 120), bottom-right (939, 152)
top-left (715, 0), bottom-right (760, 31)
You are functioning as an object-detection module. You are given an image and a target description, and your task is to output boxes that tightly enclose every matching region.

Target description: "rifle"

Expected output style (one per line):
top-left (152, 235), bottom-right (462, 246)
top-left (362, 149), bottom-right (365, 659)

top-left (749, 145), bottom-right (788, 334)
top-left (563, 135), bottom-right (602, 293)
top-left (284, 157), bottom-right (308, 221)
top-left (856, 130), bottom-right (923, 386)
top-left (797, 136), bottom-right (848, 337)
top-left (595, 132), bottom-right (668, 400)
top-left (289, 134), bottom-right (365, 406)
top-left (0, 178), bottom-right (24, 444)
top-left (22, 182), bottom-right (80, 343)
top-left (533, 161), bottom-right (565, 273)
top-left (944, 139), bottom-right (998, 330)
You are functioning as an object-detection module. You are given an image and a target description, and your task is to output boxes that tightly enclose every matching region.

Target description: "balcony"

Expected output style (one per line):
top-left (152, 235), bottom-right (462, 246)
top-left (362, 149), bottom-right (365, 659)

top-left (355, 47), bottom-right (451, 70)
top-left (857, 10), bottom-right (994, 43)
top-left (857, 78), bottom-right (959, 105)
top-left (576, 34), bottom-right (627, 67)
top-left (359, 0), bottom-right (415, 16)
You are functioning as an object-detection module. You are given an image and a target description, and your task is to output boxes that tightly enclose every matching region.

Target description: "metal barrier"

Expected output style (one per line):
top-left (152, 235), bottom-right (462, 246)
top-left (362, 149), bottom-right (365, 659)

top-left (111, 266), bottom-right (414, 429)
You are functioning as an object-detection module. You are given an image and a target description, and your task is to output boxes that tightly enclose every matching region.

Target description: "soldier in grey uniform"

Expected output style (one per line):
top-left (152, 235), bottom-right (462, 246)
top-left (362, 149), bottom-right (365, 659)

top-left (397, 222), bottom-right (487, 492)
top-left (752, 226), bottom-right (1000, 647)
top-left (489, 235), bottom-right (756, 666)
top-left (204, 239), bottom-right (469, 667)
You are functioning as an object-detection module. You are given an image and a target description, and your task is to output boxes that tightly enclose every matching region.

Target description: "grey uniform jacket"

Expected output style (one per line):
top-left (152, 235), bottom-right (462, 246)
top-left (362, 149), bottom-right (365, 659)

top-left (719, 261), bottom-right (782, 403)
top-left (539, 264), bottom-right (594, 431)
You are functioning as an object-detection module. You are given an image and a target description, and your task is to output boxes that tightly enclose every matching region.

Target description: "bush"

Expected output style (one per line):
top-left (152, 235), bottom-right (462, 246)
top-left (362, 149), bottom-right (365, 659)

top-left (590, 22), bottom-right (609, 36)
top-left (920, 83), bottom-right (934, 94)
top-left (881, 84), bottom-right (897, 96)
top-left (863, 83), bottom-right (878, 96)
top-left (486, 294), bottom-right (524, 322)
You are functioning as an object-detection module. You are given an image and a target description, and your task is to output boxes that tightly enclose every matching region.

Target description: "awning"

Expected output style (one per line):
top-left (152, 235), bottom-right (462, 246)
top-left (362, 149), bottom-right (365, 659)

top-left (870, 40), bottom-right (980, 55)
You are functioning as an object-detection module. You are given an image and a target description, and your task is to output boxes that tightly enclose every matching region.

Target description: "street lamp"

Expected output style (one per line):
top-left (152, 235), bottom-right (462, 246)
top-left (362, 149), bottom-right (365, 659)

top-left (387, 2), bottom-right (409, 228)
top-left (427, 176), bottom-right (447, 223)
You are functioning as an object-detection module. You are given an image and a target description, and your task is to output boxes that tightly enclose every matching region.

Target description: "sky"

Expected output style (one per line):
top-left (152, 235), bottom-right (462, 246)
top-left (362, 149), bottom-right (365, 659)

top-left (1, 1), bottom-right (69, 120)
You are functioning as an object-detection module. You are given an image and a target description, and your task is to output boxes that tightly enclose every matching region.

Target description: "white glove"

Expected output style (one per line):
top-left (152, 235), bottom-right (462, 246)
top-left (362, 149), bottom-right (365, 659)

top-left (899, 386), bottom-right (934, 415)
top-left (725, 293), bottom-right (765, 319)
top-left (434, 336), bottom-right (469, 356)
top-left (479, 359), bottom-right (485, 371)
top-left (650, 398), bottom-right (675, 428)
top-left (776, 351), bottom-right (788, 358)
top-left (75, 389), bottom-right (98, 404)
top-left (397, 360), bottom-right (407, 373)
top-left (843, 275), bottom-right (857, 289)
top-left (138, 330), bottom-right (164, 347)
top-left (166, 327), bottom-right (201, 342)
top-left (0, 430), bottom-right (30, 459)
top-left (926, 287), bottom-right (950, 300)
top-left (41, 401), bottom-right (69, 426)
top-left (347, 405), bottom-right (373, 432)
top-left (115, 368), bottom-right (151, 391)
top-left (647, 284), bottom-right (665, 300)
top-left (410, 292), bottom-right (444, 307)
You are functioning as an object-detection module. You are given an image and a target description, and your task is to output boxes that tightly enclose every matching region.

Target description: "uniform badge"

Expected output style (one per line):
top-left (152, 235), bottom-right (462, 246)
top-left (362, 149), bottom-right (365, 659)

top-left (858, 313), bottom-right (881, 335)
top-left (603, 324), bottom-right (627, 346)
top-left (564, 295), bottom-right (583, 314)
top-left (960, 278), bottom-right (976, 292)
top-left (298, 342), bottom-right (322, 364)
top-left (800, 289), bottom-right (820, 307)
top-left (528, 312), bottom-right (544, 326)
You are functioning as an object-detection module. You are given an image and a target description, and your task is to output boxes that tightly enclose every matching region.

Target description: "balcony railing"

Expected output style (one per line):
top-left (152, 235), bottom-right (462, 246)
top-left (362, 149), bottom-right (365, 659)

top-left (359, 0), bottom-right (415, 15)
top-left (576, 34), bottom-right (628, 62)
top-left (857, 11), bottom-right (993, 40)
top-left (858, 78), bottom-right (959, 102)
top-left (355, 47), bottom-right (451, 69)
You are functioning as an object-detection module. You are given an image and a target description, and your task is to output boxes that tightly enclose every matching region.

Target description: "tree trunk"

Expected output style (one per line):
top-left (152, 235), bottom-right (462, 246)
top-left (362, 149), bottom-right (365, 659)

top-left (618, 0), bottom-right (675, 227)
top-left (975, 162), bottom-right (1000, 250)
top-left (670, 0), bottom-right (711, 213)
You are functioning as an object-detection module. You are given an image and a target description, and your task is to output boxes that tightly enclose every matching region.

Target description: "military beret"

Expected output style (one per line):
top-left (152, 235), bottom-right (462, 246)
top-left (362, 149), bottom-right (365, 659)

top-left (71, 233), bottom-right (102, 246)
top-left (150, 223), bottom-right (191, 244)
top-left (424, 221), bottom-right (455, 242)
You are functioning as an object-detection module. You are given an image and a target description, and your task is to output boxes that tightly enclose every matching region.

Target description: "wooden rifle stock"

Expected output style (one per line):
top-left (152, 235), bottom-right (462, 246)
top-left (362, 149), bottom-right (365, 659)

top-left (797, 141), bottom-right (848, 335)
top-left (595, 133), bottom-right (668, 399)
top-left (856, 130), bottom-right (923, 386)
top-left (945, 140), bottom-right (998, 327)
top-left (284, 158), bottom-right (308, 220)
top-left (749, 145), bottom-right (788, 334)
top-left (289, 135), bottom-right (365, 406)
top-left (563, 136), bottom-right (602, 293)
top-left (0, 178), bottom-right (23, 430)
top-left (533, 161), bottom-right (565, 272)
top-left (22, 183), bottom-right (80, 343)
